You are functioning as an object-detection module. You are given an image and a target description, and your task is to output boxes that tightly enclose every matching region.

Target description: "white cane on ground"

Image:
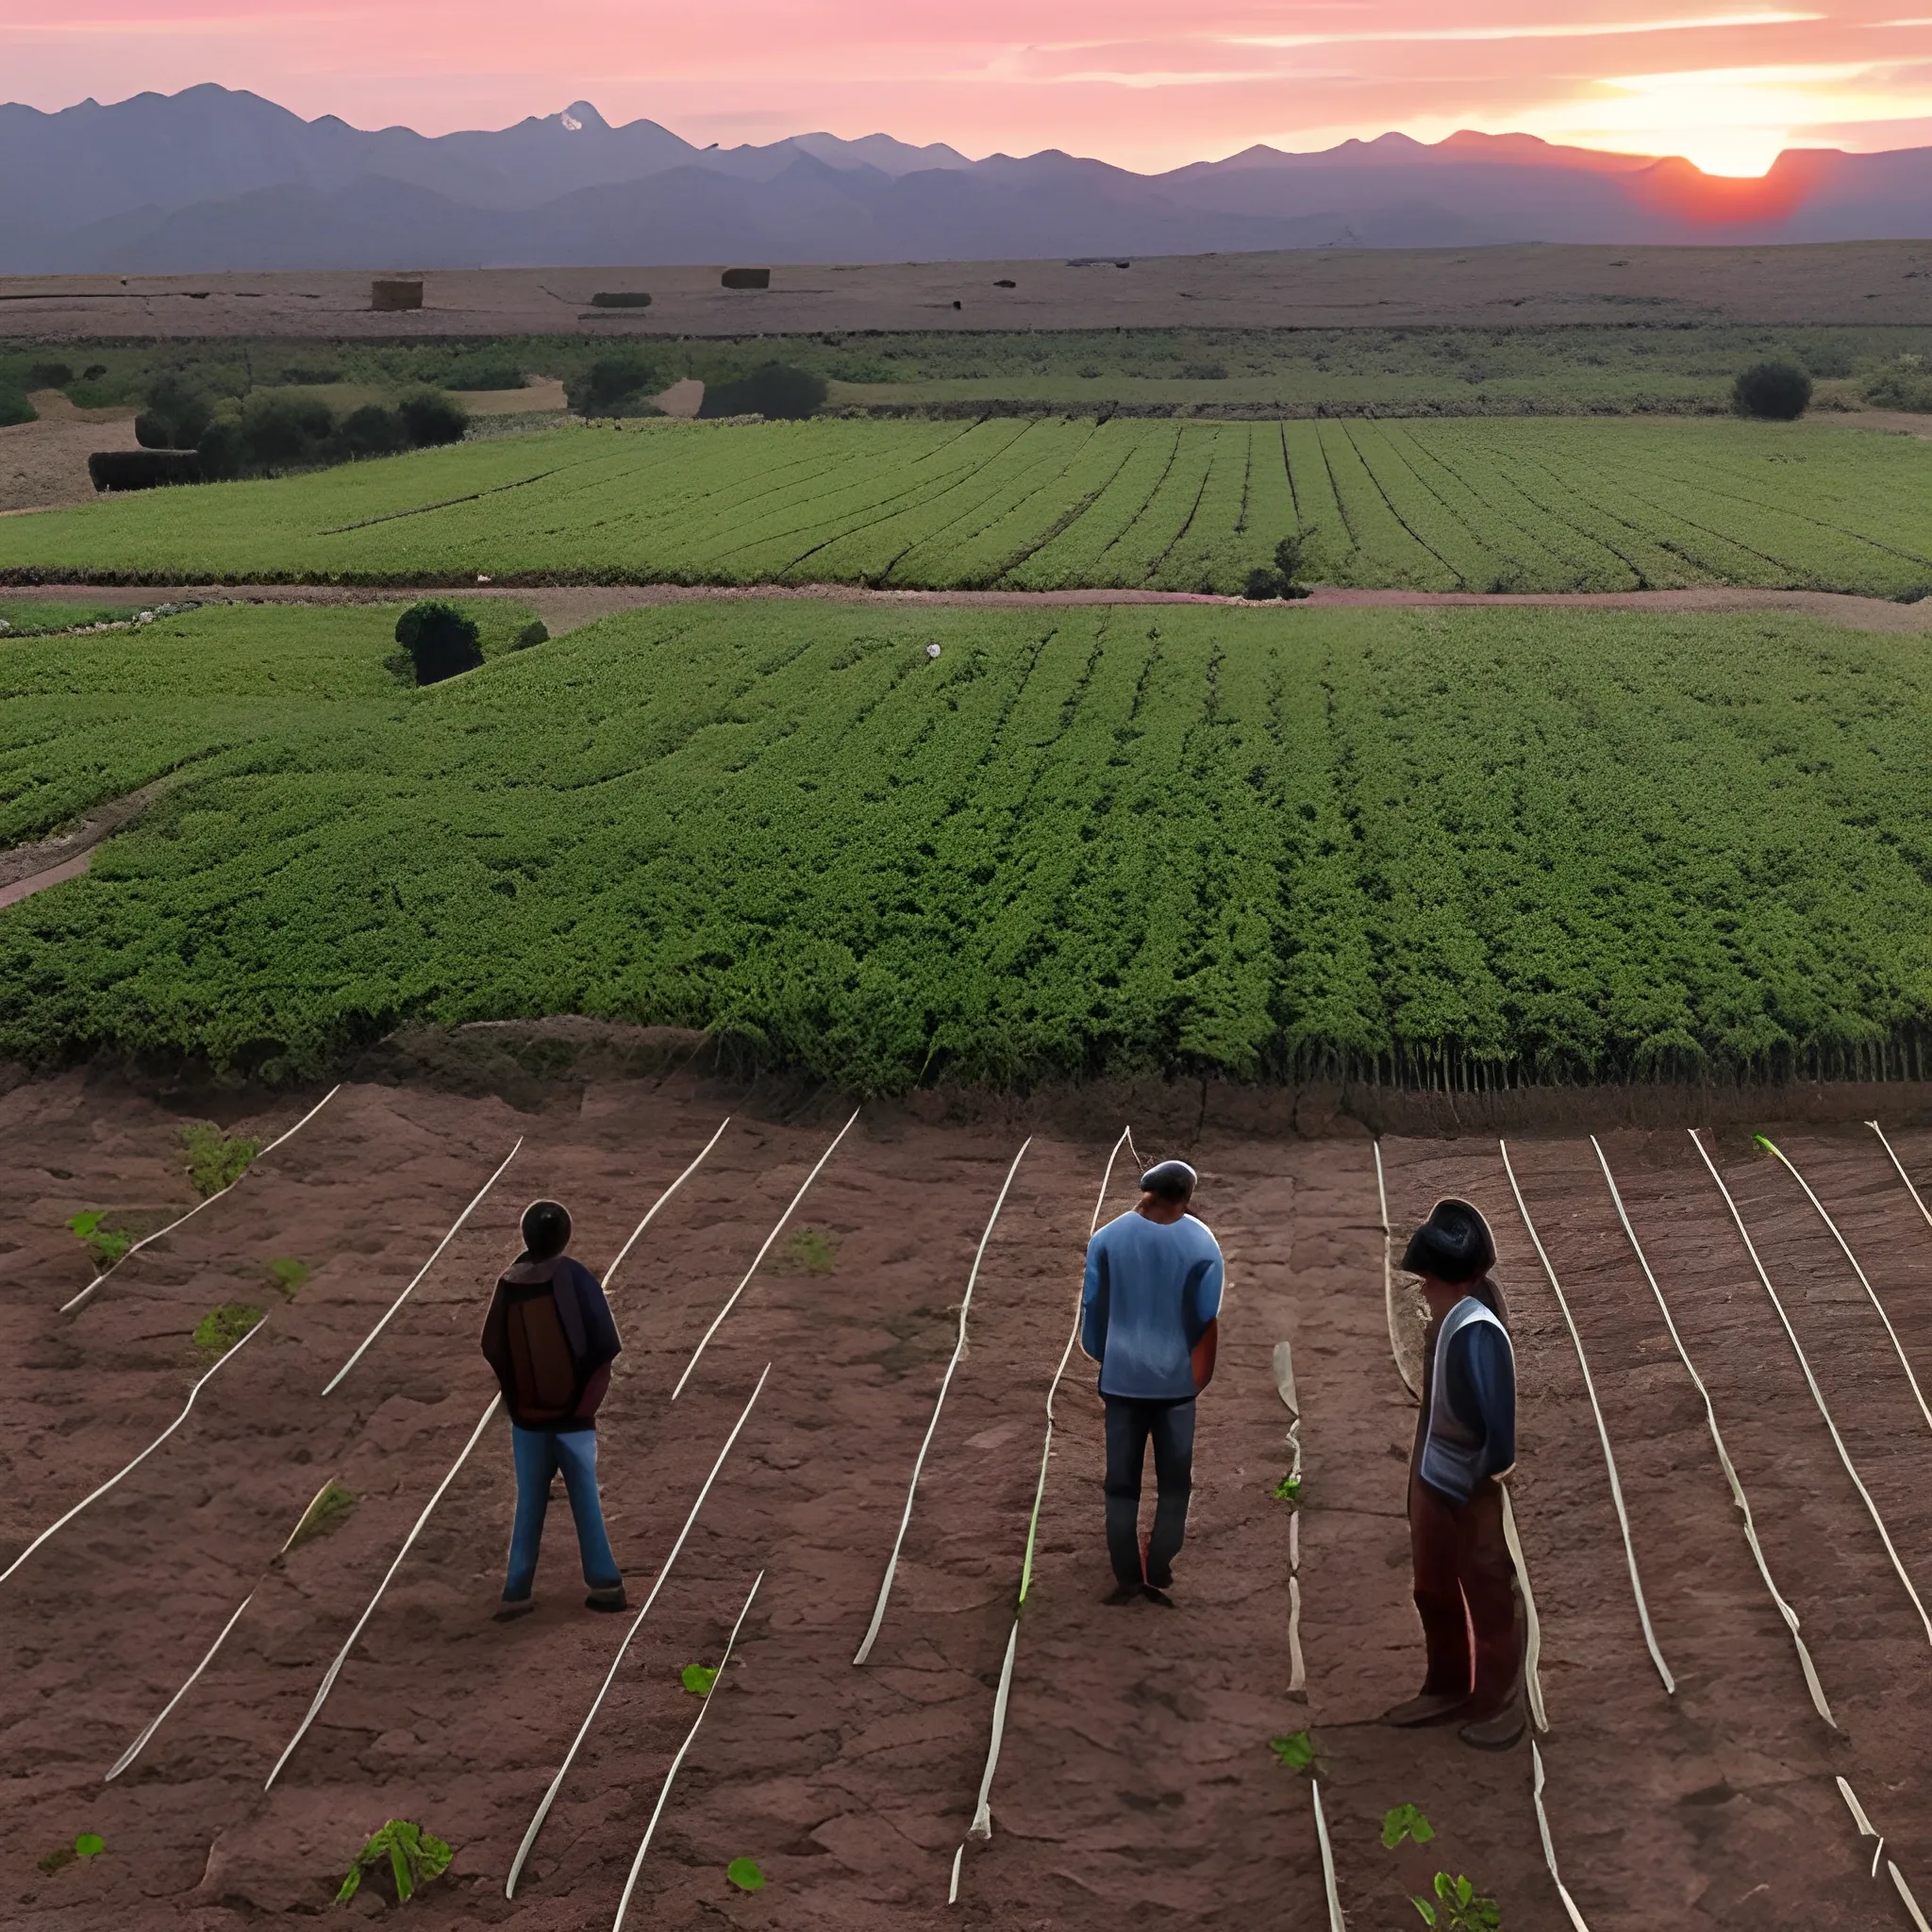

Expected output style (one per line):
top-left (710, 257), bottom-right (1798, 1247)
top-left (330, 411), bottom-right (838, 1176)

top-left (1533, 1743), bottom-right (1594, 1931)
top-left (1501, 1140), bottom-right (1674, 1697)
top-left (854, 1138), bottom-right (1030, 1665)
top-left (61, 1084), bottom-right (341, 1314)
top-left (322, 1136), bottom-right (523, 1393)
top-left (1591, 1136), bottom-right (1835, 1729)
top-left (1868, 1120), bottom-right (1932, 1233)
top-left (1690, 1128), bottom-right (1932, 1650)
top-left (1275, 1339), bottom-right (1306, 1694)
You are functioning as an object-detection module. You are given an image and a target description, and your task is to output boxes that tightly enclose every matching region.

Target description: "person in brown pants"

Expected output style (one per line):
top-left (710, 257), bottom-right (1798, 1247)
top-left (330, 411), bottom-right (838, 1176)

top-left (1383, 1197), bottom-right (1525, 1751)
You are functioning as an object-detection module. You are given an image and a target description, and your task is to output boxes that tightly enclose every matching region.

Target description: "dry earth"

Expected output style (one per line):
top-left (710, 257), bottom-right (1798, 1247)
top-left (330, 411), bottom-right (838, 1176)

top-left (0, 392), bottom-right (139, 515)
top-left (4, 1066), bottom-right (1932, 1928)
top-left (2, 242), bottom-right (1929, 341)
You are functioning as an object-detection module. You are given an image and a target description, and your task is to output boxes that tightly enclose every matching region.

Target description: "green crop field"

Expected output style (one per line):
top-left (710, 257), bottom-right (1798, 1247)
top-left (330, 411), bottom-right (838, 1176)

top-left (4, 599), bottom-right (1928, 1089)
top-left (3, 416), bottom-right (1929, 599)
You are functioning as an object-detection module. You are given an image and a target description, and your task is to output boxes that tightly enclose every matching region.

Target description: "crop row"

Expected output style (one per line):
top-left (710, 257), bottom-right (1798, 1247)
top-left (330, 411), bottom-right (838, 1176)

top-left (2, 417), bottom-right (1928, 597)
top-left (4, 599), bottom-right (1930, 1087)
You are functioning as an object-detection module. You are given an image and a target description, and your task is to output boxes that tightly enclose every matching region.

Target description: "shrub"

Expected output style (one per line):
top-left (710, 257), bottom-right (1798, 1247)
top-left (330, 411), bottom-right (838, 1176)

top-left (0, 388), bottom-right (33, 427)
top-left (135, 375), bottom-right (217, 450)
top-left (566, 356), bottom-right (660, 417)
top-left (398, 390), bottom-right (469, 445)
top-left (1863, 364), bottom-right (1932, 413)
top-left (339, 404), bottom-right (411, 458)
top-left (242, 391), bottom-right (337, 465)
top-left (192, 1303), bottom-right (263, 1356)
top-left (698, 362), bottom-right (827, 421)
top-left (180, 1120), bottom-right (258, 1195)
top-left (395, 602), bottom-right (484, 684)
top-left (28, 359), bottom-right (74, 390)
top-left (1243, 567), bottom-right (1281, 600)
top-left (1733, 360), bottom-right (1812, 420)
top-left (90, 450), bottom-right (202, 491)
top-left (441, 360), bottom-right (524, 391)
top-left (511, 619), bottom-right (549, 649)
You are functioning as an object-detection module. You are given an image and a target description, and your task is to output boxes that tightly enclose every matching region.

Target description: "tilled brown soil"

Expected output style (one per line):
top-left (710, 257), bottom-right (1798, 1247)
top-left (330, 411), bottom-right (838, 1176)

top-left (4, 1073), bottom-right (1932, 1929)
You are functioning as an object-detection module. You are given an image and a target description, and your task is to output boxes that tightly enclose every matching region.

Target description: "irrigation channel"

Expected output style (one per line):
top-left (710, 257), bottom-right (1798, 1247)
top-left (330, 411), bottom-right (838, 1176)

top-left (3, 1065), bottom-right (1932, 1927)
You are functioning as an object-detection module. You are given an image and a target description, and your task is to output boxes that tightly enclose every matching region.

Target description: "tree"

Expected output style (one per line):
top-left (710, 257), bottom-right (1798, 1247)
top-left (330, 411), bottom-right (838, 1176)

top-left (1733, 360), bottom-right (1812, 421)
top-left (698, 363), bottom-right (827, 421)
top-left (394, 602), bottom-right (484, 685)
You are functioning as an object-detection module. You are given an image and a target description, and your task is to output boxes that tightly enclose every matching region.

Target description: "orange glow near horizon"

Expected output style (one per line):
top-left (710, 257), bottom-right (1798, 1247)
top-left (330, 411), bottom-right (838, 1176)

top-left (1, 4), bottom-right (1929, 175)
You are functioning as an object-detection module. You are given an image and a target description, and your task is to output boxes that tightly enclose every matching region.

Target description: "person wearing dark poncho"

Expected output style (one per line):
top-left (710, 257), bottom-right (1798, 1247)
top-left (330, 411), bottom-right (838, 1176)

top-left (1384, 1197), bottom-right (1526, 1750)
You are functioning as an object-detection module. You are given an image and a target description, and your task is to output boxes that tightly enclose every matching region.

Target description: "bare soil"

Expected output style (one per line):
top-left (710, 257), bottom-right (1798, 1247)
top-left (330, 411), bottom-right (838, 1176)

top-left (9, 579), bottom-right (1932, 637)
top-left (2, 242), bottom-right (1928, 341)
top-left (4, 1063), bottom-right (1932, 1928)
top-left (0, 394), bottom-right (138, 514)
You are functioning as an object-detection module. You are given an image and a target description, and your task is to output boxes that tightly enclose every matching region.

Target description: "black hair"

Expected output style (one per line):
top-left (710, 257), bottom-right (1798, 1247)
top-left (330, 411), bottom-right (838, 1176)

top-left (522, 1199), bottom-right (572, 1260)
top-left (1140, 1159), bottom-right (1198, 1203)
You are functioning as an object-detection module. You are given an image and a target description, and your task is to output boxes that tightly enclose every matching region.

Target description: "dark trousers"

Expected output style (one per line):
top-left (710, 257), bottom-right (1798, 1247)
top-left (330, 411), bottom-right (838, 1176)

top-left (1104, 1395), bottom-right (1195, 1588)
top-left (1407, 1474), bottom-right (1524, 1716)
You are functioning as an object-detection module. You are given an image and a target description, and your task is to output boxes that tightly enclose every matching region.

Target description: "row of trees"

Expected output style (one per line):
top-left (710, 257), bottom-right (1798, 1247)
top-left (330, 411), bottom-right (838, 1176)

top-left (136, 378), bottom-right (467, 479)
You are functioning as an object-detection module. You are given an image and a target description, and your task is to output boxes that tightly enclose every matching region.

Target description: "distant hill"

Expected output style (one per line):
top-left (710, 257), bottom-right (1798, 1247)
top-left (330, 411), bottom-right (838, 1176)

top-left (3, 85), bottom-right (1928, 273)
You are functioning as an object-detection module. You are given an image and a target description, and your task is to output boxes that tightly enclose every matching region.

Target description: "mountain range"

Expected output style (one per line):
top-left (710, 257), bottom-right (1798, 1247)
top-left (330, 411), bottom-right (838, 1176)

top-left (3, 85), bottom-right (1929, 274)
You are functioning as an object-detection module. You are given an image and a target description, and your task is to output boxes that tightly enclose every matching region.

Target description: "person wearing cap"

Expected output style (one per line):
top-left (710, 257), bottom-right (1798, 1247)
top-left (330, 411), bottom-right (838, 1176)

top-left (1079, 1158), bottom-right (1224, 1605)
top-left (480, 1200), bottom-right (627, 1621)
top-left (1385, 1197), bottom-right (1524, 1749)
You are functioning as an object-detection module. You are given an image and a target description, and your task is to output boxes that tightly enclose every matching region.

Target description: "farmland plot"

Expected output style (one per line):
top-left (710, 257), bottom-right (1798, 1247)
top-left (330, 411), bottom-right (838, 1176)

top-left (2, 417), bottom-right (1927, 597)
top-left (5, 599), bottom-right (1931, 1089)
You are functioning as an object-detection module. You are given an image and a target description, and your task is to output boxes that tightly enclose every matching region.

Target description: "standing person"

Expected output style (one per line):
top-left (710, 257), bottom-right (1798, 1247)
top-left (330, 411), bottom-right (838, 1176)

top-left (480, 1199), bottom-right (627, 1621)
top-left (1384, 1197), bottom-right (1524, 1750)
top-left (1080, 1158), bottom-right (1224, 1607)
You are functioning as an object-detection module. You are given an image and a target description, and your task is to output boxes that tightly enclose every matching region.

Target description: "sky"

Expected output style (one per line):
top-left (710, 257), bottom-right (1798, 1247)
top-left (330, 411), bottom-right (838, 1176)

top-left (5, 2), bottom-right (1932, 177)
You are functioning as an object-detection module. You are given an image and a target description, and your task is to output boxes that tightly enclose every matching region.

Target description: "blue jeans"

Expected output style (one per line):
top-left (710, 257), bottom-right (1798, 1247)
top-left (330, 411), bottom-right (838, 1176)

top-left (504, 1424), bottom-right (622, 1600)
top-left (1104, 1395), bottom-right (1196, 1588)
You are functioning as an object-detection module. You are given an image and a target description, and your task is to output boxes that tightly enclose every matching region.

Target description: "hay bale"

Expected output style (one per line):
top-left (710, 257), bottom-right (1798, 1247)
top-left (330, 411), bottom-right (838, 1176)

top-left (590, 291), bottom-right (653, 308)
top-left (89, 450), bottom-right (202, 492)
top-left (721, 268), bottom-right (771, 291)
top-left (371, 278), bottom-right (425, 312)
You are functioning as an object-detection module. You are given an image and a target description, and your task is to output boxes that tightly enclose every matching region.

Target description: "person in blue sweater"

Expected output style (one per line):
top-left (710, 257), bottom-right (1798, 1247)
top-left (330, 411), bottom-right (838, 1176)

top-left (1080, 1158), bottom-right (1224, 1606)
top-left (1384, 1196), bottom-right (1524, 1750)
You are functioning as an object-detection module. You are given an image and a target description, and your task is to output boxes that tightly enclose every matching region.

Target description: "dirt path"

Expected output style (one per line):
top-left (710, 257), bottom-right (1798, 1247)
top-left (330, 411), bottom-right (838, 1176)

top-left (10, 579), bottom-right (1932, 636)
top-left (6, 1074), bottom-right (1932, 1927)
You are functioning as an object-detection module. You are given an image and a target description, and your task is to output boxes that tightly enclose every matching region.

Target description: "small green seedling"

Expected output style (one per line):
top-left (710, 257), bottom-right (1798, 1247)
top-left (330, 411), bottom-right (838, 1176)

top-left (192, 1303), bottom-right (263, 1357)
top-left (67, 1210), bottom-right (130, 1269)
top-left (681, 1663), bottom-right (719, 1695)
top-left (1412, 1871), bottom-right (1501, 1931)
top-left (336, 1820), bottom-right (452, 1905)
top-left (283, 1481), bottom-right (355, 1553)
top-left (178, 1120), bottom-right (259, 1198)
top-left (788, 1227), bottom-right (836, 1273)
top-left (1383, 1804), bottom-right (1436, 1850)
top-left (267, 1257), bottom-right (308, 1298)
top-left (1268, 1730), bottom-right (1316, 1772)
top-left (726, 1857), bottom-right (766, 1893)
top-left (1272, 1473), bottom-right (1304, 1507)
top-left (38, 1832), bottom-right (105, 1874)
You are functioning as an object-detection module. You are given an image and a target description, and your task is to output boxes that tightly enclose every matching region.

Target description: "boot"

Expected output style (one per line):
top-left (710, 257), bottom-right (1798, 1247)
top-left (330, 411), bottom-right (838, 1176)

top-left (1382, 1690), bottom-right (1466, 1727)
top-left (1457, 1696), bottom-right (1526, 1751)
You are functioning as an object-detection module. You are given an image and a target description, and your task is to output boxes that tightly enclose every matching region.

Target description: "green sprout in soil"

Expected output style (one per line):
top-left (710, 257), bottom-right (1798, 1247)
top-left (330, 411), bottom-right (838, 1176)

top-left (192, 1303), bottom-right (263, 1357)
top-left (67, 1210), bottom-right (130, 1270)
top-left (726, 1857), bottom-right (766, 1893)
top-left (1268, 1730), bottom-right (1316, 1772)
top-left (336, 1820), bottom-right (452, 1905)
top-left (1412, 1872), bottom-right (1501, 1931)
top-left (1383, 1804), bottom-right (1436, 1850)
top-left (788, 1227), bottom-right (836, 1273)
top-left (178, 1121), bottom-right (259, 1198)
top-left (681, 1663), bottom-right (720, 1695)
top-left (38, 1832), bottom-right (104, 1874)
top-left (267, 1257), bottom-right (309, 1298)
top-left (1272, 1473), bottom-right (1304, 1507)
top-left (283, 1480), bottom-right (356, 1553)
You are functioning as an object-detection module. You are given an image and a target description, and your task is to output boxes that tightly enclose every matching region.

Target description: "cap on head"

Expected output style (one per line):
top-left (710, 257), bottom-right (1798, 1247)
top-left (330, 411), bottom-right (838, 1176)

top-left (1401, 1197), bottom-right (1495, 1286)
top-left (1140, 1159), bottom-right (1198, 1204)
top-left (522, 1199), bottom-right (572, 1260)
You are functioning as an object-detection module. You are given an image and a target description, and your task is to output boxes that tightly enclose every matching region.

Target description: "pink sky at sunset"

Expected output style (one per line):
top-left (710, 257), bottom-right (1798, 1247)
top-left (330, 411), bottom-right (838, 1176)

top-left (5, 2), bottom-right (1932, 176)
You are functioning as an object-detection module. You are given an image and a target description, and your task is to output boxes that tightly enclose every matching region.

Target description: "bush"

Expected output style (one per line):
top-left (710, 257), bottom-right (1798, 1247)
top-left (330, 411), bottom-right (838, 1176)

top-left (1863, 364), bottom-right (1932, 413)
top-left (0, 389), bottom-right (33, 428)
top-left (90, 449), bottom-right (202, 491)
top-left (566, 356), bottom-right (660, 417)
top-left (511, 619), bottom-right (550, 649)
top-left (1733, 360), bottom-right (1812, 420)
top-left (28, 360), bottom-right (74, 390)
top-left (441, 361), bottom-right (524, 391)
top-left (395, 602), bottom-right (484, 685)
top-left (1243, 567), bottom-right (1281, 600)
top-left (398, 390), bottom-right (469, 445)
top-left (337, 403), bottom-right (410, 458)
top-left (136, 375), bottom-right (217, 450)
top-left (698, 362), bottom-right (827, 421)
